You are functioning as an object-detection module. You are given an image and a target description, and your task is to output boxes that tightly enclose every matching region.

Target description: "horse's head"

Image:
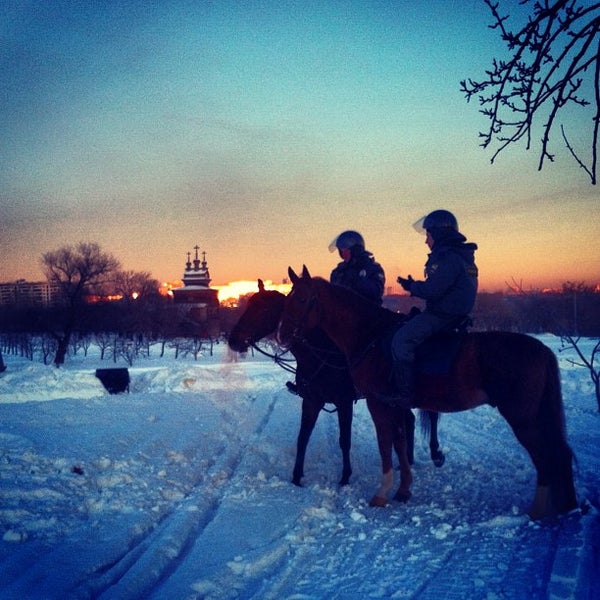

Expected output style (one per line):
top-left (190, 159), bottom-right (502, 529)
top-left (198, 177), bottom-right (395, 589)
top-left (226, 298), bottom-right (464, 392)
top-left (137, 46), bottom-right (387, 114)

top-left (278, 266), bottom-right (322, 346)
top-left (228, 279), bottom-right (286, 353)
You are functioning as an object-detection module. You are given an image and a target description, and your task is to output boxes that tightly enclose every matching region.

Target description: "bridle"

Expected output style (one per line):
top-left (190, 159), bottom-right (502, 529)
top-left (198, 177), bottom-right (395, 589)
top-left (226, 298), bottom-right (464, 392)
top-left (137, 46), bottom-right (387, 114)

top-left (256, 288), bottom-right (354, 411)
top-left (281, 286), bottom-right (321, 344)
top-left (284, 280), bottom-right (398, 374)
top-left (249, 341), bottom-right (297, 375)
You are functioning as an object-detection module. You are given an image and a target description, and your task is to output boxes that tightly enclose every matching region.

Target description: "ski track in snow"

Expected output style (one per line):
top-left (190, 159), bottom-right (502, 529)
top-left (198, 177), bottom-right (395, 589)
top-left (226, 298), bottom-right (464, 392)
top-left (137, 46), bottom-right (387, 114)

top-left (0, 337), bottom-right (598, 599)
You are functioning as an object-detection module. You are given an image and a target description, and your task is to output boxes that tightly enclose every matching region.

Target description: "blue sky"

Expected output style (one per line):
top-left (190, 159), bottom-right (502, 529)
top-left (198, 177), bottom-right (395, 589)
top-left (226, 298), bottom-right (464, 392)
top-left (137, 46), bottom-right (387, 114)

top-left (1, 0), bottom-right (597, 292)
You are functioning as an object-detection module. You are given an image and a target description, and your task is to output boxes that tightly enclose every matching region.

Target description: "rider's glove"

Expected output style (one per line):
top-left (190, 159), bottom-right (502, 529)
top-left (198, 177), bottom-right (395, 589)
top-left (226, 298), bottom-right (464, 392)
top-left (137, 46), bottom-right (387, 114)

top-left (397, 275), bottom-right (414, 292)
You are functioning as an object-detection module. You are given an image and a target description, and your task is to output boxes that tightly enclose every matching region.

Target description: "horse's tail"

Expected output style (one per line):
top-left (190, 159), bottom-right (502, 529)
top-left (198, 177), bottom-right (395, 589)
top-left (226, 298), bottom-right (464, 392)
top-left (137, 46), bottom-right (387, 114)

top-left (540, 346), bottom-right (577, 514)
top-left (418, 410), bottom-right (438, 438)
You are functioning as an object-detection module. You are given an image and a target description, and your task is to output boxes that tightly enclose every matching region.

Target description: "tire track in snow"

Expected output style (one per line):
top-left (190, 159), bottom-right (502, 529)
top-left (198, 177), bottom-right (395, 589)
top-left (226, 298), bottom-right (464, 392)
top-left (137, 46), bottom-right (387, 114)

top-left (146, 392), bottom-right (359, 599)
top-left (73, 390), bottom-right (280, 600)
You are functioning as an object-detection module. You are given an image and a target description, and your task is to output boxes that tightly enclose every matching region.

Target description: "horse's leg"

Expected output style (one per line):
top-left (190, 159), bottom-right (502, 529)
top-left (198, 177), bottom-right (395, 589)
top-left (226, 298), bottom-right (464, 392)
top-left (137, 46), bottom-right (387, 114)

top-left (404, 410), bottom-right (445, 468)
top-left (292, 397), bottom-right (321, 486)
top-left (371, 469), bottom-right (394, 507)
top-left (537, 357), bottom-right (577, 516)
top-left (405, 409), bottom-right (415, 465)
top-left (426, 411), bottom-right (445, 467)
top-left (336, 396), bottom-right (353, 486)
top-left (393, 410), bottom-right (413, 503)
top-left (507, 418), bottom-right (575, 519)
top-left (366, 397), bottom-right (395, 507)
top-left (504, 417), bottom-right (553, 519)
top-left (498, 353), bottom-right (577, 519)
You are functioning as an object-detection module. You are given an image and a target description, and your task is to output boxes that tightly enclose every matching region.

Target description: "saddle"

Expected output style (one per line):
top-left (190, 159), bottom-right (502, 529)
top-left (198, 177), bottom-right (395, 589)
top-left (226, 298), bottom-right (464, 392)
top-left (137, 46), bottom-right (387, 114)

top-left (382, 312), bottom-right (472, 376)
top-left (415, 317), bottom-right (471, 375)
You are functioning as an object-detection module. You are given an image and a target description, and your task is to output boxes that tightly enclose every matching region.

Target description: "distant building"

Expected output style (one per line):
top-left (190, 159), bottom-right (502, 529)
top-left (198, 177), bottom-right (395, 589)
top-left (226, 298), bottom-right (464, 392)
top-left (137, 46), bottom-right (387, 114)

top-left (0, 279), bottom-right (61, 307)
top-left (171, 246), bottom-right (220, 337)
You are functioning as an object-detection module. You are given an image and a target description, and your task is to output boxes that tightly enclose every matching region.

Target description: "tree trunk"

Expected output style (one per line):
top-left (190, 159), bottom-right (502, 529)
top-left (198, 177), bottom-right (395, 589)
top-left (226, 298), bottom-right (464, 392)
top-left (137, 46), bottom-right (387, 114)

top-left (54, 333), bottom-right (70, 366)
top-left (53, 320), bottom-right (74, 367)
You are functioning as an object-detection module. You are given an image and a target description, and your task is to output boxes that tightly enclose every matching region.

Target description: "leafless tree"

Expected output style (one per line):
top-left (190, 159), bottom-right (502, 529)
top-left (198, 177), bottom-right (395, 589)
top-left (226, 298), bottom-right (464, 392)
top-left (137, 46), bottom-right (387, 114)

top-left (560, 336), bottom-right (600, 410)
top-left (461, 0), bottom-right (600, 184)
top-left (113, 270), bottom-right (160, 302)
top-left (41, 242), bottom-right (121, 365)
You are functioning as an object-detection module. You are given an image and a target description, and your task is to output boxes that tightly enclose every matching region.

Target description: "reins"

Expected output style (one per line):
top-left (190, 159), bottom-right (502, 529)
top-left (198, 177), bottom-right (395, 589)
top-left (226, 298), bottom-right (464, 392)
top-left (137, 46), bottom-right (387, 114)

top-left (251, 338), bottom-right (347, 414)
top-left (293, 335), bottom-right (350, 372)
top-left (250, 342), bottom-right (297, 375)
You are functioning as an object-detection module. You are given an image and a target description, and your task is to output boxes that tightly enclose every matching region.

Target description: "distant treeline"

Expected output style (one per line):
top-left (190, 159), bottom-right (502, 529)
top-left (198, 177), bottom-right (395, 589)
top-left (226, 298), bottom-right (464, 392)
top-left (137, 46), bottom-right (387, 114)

top-left (0, 290), bottom-right (598, 359)
top-left (384, 290), bottom-right (600, 337)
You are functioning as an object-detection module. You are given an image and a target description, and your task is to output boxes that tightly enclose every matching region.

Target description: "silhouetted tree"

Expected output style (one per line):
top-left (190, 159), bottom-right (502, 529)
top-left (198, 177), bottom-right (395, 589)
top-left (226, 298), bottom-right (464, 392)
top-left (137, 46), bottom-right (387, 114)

top-left (462, 0), bottom-right (600, 184)
top-left (113, 270), bottom-right (160, 302)
top-left (41, 242), bottom-right (120, 366)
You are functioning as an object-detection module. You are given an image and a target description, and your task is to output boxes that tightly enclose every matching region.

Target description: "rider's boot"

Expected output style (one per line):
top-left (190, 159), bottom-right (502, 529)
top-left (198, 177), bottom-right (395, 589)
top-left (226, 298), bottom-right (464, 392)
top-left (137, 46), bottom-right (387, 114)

top-left (376, 361), bottom-right (414, 409)
top-left (286, 381), bottom-right (299, 395)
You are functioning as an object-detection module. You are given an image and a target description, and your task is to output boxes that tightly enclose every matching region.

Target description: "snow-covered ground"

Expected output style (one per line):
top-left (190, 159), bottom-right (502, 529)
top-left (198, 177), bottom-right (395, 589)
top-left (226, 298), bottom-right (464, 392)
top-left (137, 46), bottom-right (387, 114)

top-left (0, 335), bottom-right (598, 599)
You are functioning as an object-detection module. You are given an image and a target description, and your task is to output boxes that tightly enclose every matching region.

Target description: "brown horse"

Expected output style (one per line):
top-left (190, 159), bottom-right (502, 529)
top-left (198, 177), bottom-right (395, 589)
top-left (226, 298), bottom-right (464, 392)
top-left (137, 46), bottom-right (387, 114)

top-left (228, 280), bottom-right (442, 491)
top-left (279, 266), bottom-right (577, 519)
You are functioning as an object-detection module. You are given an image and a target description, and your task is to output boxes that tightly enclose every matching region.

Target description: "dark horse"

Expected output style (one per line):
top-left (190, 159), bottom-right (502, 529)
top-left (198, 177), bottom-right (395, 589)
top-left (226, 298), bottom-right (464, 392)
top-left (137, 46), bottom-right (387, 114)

top-left (280, 267), bottom-right (577, 519)
top-left (228, 280), bottom-right (443, 489)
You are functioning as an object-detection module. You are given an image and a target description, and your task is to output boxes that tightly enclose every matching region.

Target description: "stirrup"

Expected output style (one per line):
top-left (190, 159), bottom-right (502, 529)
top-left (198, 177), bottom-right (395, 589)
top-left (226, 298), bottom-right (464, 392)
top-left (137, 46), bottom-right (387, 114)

top-left (286, 381), bottom-right (300, 395)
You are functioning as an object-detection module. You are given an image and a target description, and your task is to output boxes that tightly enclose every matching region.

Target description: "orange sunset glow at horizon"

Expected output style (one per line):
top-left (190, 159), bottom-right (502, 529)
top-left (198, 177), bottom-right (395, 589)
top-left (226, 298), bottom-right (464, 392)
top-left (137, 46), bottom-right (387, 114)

top-left (215, 280), bottom-right (293, 305)
top-left (159, 279), bottom-right (294, 306)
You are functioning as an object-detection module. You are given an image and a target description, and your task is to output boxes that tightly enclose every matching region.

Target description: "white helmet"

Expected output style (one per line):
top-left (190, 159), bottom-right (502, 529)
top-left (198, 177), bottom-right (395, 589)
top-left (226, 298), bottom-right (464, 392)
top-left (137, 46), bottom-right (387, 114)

top-left (328, 230), bottom-right (365, 253)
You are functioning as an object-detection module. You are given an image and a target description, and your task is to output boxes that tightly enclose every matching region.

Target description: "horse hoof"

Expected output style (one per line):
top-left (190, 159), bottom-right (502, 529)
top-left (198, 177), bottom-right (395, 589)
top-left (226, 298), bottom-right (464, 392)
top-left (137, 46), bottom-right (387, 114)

top-left (394, 491), bottom-right (412, 503)
top-left (292, 478), bottom-right (303, 487)
top-left (339, 477), bottom-right (350, 487)
top-left (369, 495), bottom-right (387, 507)
top-left (432, 451), bottom-right (445, 467)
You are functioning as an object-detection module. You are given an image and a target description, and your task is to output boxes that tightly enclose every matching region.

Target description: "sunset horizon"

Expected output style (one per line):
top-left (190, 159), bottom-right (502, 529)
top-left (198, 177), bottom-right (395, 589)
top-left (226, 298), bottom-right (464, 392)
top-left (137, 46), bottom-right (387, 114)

top-left (2, 2), bottom-right (598, 299)
top-left (0, 265), bottom-right (600, 303)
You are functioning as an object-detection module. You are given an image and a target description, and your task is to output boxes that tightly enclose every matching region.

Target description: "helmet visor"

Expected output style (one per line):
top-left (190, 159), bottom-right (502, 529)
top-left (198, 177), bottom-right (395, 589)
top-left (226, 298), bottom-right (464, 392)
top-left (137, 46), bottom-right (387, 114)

top-left (328, 230), bottom-right (364, 252)
top-left (412, 215), bottom-right (427, 234)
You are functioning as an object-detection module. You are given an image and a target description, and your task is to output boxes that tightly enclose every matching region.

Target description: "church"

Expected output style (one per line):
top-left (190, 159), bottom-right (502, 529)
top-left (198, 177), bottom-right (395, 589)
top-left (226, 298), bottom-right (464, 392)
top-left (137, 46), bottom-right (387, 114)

top-left (171, 246), bottom-right (220, 337)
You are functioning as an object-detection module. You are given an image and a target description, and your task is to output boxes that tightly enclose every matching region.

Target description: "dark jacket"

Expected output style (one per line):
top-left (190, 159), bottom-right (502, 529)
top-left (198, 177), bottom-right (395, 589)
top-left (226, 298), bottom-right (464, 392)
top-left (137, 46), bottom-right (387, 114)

top-left (409, 229), bottom-right (478, 316)
top-left (330, 247), bottom-right (385, 304)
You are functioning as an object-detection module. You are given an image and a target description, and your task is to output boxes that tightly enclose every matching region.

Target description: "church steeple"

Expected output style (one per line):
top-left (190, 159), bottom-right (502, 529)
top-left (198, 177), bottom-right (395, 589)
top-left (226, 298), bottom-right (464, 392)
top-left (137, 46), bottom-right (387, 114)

top-left (181, 245), bottom-right (211, 288)
top-left (171, 244), bottom-right (220, 330)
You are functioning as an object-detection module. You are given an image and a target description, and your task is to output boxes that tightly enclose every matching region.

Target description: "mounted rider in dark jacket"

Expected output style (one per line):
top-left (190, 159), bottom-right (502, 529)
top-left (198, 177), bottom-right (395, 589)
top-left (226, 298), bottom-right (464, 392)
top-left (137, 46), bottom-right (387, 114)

top-left (329, 230), bottom-right (385, 304)
top-left (386, 210), bottom-right (478, 408)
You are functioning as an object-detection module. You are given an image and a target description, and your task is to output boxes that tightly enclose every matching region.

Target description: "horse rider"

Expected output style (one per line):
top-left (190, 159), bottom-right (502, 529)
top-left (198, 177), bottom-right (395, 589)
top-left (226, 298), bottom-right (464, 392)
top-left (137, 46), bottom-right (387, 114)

top-left (329, 230), bottom-right (385, 304)
top-left (386, 209), bottom-right (478, 408)
top-left (286, 229), bottom-right (384, 398)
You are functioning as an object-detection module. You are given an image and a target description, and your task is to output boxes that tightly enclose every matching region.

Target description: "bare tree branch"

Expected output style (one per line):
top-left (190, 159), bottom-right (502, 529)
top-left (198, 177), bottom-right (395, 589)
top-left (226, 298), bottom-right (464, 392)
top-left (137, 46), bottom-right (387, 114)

top-left (461, 0), bottom-right (600, 184)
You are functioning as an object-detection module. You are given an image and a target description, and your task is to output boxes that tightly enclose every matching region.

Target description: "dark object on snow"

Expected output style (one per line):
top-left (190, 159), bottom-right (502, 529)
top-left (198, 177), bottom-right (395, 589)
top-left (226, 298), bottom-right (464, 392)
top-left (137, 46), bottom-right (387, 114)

top-left (95, 368), bottom-right (130, 394)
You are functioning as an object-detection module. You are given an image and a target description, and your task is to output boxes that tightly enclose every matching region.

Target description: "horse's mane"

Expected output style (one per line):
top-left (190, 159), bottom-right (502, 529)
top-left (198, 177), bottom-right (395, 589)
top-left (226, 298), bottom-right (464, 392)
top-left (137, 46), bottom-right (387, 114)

top-left (310, 276), bottom-right (398, 326)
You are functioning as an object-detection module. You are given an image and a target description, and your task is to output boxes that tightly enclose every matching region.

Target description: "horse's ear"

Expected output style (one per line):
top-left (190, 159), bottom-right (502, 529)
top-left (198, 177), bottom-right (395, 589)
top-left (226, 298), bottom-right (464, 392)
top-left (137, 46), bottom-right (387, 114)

top-left (288, 266), bottom-right (299, 284)
top-left (302, 265), bottom-right (311, 279)
top-left (258, 279), bottom-right (265, 292)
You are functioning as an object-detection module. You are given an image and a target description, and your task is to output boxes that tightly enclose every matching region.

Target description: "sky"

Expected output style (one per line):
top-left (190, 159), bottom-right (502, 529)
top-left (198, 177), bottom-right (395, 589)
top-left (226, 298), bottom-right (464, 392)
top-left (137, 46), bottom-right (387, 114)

top-left (1, 0), bottom-right (598, 293)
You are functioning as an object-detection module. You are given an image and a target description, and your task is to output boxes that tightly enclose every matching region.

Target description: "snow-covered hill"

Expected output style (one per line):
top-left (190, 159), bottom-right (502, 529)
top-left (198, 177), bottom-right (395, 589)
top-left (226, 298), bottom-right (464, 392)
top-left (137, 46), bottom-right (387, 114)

top-left (0, 335), bottom-right (598, 599)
